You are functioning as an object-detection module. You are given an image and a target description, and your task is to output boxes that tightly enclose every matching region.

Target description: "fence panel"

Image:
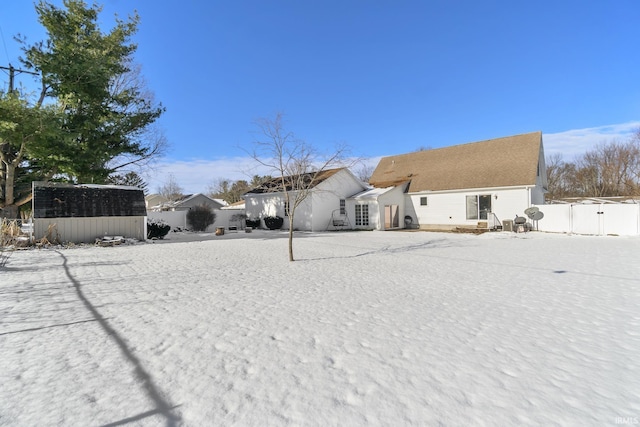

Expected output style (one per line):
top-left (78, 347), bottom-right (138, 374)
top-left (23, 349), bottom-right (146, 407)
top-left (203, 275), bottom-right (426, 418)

top-left (534, 205), bottom-right (571, 233)
top-left (535, 203), bottom-right (639, 236)
top-left (602, 204), bottom-right (639, 236)
top-left (147, 209), bottom-right (247, 232)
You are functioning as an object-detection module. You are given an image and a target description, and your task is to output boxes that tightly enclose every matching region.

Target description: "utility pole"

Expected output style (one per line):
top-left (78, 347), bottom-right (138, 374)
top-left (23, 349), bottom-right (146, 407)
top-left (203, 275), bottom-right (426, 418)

top-left (1, 64), bottom-right (39, 93)
top-left (0, 64), bottom-right (39, 216)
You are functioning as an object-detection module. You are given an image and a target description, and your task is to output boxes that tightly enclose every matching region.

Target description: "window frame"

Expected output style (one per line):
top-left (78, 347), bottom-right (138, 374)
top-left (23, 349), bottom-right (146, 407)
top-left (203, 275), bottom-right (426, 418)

top-left (466, 194), bottom-right (492, 220)
top-left (355, 204), bottom-right (369, 226)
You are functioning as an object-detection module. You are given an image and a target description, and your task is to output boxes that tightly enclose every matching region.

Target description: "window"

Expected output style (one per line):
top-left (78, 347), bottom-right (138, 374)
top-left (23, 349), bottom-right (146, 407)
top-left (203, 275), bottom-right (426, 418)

top-left (466, 195), bottom-right (492, 220)
top-left (339, 199), bottom-right (346, 215)
top-left (420, 196), bottom-right (428, 206)
top-left (355, 204), bottom-right (369, 226)
top-left (284, 200), bottom-right (289, 216)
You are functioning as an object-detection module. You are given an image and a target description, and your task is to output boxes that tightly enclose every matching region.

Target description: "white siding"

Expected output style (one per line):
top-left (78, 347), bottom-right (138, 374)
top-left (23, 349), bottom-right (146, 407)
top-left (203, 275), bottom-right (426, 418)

top-left (407, 187), bottom-right (533, 230)
top-left (244, 169), bottom-right (367, 232)
top-left (33, 216), bottom-right (146, 243)
top-left (377, 186), bottom-right (407, 230)
top-left (346, 200), bottom-right (376, 230)
top-left (311, 169), bottom-right (369, 231)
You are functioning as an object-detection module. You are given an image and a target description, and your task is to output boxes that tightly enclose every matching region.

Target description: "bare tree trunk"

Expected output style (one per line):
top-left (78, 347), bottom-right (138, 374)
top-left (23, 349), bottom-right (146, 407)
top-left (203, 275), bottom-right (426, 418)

top-left (288, 214), bottom-right (295, 262)
top-left (3, 160), bottom-right (16, 206)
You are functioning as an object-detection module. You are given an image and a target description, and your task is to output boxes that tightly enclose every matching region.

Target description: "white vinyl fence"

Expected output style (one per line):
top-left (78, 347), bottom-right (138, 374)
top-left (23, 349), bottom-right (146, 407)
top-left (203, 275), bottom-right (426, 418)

top-left (147, 208), bottom-right (245, 233)
top-left (534, 203), bottom-right (640, 236)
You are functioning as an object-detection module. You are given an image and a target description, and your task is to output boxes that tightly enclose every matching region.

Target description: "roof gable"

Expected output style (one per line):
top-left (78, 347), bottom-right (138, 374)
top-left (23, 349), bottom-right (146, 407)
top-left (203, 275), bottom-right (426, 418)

top-left (369, 132), bottom-right (543, 192)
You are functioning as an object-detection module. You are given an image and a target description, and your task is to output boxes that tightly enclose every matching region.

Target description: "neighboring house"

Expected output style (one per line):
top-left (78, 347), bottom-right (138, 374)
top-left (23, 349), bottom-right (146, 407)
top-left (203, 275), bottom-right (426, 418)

top-left (212, 198), bottom-right (229, 207)
top-left (367, 131), bottom-right (547, 231)
top-left (244, 167), bottom-right (369, 232)
top-left (147, 193), bottom-right (224, 212)
top-left (172, 193), bottom-right (225, 211)
top-left (145, 194), bottom-right (168, 210)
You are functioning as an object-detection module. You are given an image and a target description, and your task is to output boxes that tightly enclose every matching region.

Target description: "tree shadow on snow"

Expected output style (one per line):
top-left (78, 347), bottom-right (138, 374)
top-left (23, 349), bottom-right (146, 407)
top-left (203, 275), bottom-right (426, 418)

top-left (54, 250), bottom-right (182, 427)
top-left (298, 238), bottom-right (457, 261)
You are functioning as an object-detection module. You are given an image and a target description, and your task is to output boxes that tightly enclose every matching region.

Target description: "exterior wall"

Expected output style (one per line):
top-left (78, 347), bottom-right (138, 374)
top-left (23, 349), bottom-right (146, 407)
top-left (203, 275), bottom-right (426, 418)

top-left (530, 185), bottom-right (545, 205)
top-left (535, 203), bottom-right (640, 236)
top-left (33, 216), bottom-right (146, 243)
top-left (244, 169), bottom-right (367, 232)
top-left (377, 186), bottom-right (407, 230)
top-left (244, 193), bottom-right (280, 221)
top-left (345, 199), bottom-right (377, 230)
top-left (243, 192), bottom-right (306, 230)
top-left (407, 187), bottom-right (533, 230)
top-left (145, 194), bottom-right (168, 209)
top-left (311, 169), bottom-right (369, 232)
top-left (286, 194), bottom-right (313, 231)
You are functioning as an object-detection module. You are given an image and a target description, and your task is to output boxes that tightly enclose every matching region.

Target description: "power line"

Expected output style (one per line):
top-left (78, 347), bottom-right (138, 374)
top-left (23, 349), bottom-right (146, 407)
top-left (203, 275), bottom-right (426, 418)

top-left (0, 64), bottom-right (39, 92)
top-left (0, 25), bottom-right (10, 65)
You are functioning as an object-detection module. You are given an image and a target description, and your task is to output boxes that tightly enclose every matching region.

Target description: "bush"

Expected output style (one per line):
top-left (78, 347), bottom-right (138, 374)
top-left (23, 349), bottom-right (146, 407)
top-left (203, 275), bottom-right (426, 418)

top-left (147, 218), bottom-right (170, 239)
top-left (264, 216), bottom-right (283, 230)
top-left (187, 205), bottom-right (216, 232)
top-left (246, 218), bottom-right (261, 229)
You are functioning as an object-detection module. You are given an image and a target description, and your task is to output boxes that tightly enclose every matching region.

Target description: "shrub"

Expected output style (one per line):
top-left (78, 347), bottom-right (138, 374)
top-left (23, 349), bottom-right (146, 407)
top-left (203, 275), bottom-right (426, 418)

top-left (246, 218), bottom-right (261, 229)
top-left (187, 205), bottom-right (216, 232)
top-left (264, 216), bottom-right (283, 230)
top-left (147, 218), bottom-right (171, 239)
top-left (1, 219), bottom-right (29, 248)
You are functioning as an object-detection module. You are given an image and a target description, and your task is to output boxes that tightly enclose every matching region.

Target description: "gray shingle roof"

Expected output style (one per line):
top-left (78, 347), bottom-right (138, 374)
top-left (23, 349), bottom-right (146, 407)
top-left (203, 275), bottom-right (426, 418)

top-left (369, 132), bottom-right (543, 192)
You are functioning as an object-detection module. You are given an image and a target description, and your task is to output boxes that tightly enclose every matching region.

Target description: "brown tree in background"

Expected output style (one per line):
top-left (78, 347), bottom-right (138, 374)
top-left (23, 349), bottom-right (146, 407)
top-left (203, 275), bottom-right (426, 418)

top-left (546, 129), bottom-right (640, 199)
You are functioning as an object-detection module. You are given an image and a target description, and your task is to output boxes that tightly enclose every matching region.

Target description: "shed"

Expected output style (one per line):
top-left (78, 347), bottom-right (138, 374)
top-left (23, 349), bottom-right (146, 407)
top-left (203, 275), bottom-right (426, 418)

top-left (32, 182), bottom-right (146, 243)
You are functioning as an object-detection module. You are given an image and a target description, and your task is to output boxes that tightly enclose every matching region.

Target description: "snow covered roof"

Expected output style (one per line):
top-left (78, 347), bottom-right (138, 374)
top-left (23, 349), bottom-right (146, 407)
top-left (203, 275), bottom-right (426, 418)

top-left (349, 186), bottom-right (396, 200)
top-left (547, 197), bottom-right (640, 204)
top-left (222, 200), bottom-right (245, 210)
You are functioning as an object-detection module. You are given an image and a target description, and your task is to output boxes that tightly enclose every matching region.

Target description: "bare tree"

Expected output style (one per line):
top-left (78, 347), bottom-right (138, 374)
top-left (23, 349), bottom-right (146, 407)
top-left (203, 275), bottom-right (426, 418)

top-left (546, 153), bottom-right (577, 200)
top-left (354, 162), bottom-right (375, 183)
top-left (157, 173), bottom-right (184, 202)
top-left (546, 129), bottom-right (640, 199)
top-left (574, 137), bottom-right (640, 197)
top-left (250, 112), bottom-right (349, 261)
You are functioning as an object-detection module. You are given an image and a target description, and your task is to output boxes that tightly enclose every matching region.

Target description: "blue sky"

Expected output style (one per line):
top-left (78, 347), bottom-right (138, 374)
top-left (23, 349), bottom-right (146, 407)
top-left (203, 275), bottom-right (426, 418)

top-left (1, 0), bottom-right (639, 194)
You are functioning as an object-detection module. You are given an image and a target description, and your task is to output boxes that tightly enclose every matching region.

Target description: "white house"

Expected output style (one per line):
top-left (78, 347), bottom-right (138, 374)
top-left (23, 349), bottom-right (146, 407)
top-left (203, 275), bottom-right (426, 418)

top-left (367, 131), bottom-right (547, 231)
top-left (244, 168), bottom-right (369, 232)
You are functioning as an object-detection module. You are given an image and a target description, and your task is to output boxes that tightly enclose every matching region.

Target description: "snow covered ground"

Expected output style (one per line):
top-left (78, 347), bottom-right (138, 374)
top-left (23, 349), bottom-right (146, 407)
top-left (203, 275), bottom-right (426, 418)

top-left (1, 230), bottom-right (639, 426)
